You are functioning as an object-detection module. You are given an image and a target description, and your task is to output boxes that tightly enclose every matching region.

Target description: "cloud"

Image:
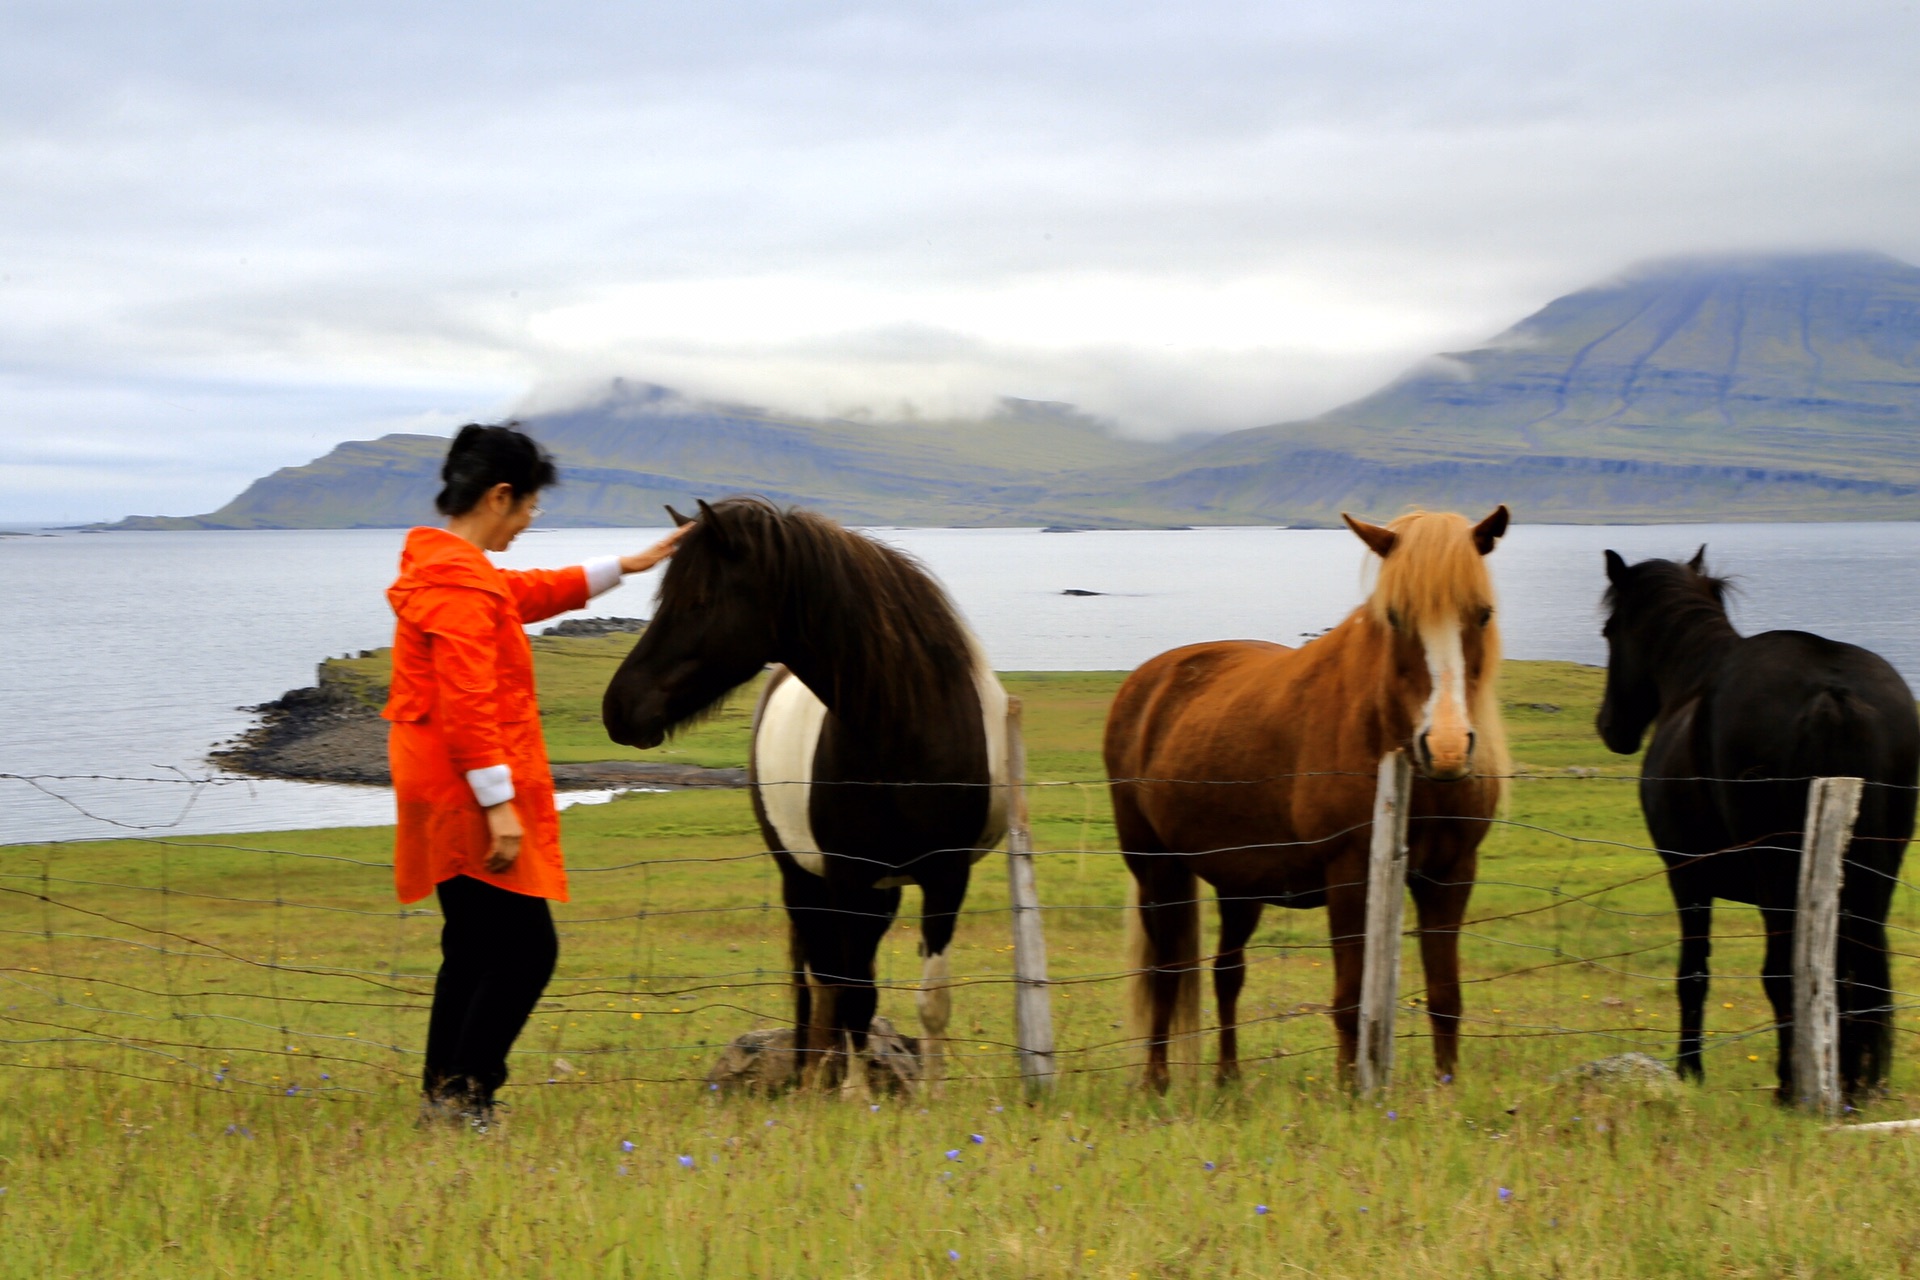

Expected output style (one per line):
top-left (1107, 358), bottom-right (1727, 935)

top-left (4, 0), bottom-right (1920, 518)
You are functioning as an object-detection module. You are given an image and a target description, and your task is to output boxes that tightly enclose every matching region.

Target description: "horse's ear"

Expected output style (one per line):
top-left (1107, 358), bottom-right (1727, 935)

top-left (1604, 549), bottom-right (1628, 585)
top-left (664, 504), bottom-right (693, 528)
top-left (695, 499), bottom-right (734, 556)
top-left (1471, 505), bottom-right (1510, 555)
top-left (1687, 544), bottom-right (1708, 574)
top-left (1342, 513), bottom-right (1397, 559)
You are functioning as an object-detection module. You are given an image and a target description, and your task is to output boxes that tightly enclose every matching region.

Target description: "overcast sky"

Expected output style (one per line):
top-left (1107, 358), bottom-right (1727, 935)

top-left (4, 1), bottom-right (1919, 522)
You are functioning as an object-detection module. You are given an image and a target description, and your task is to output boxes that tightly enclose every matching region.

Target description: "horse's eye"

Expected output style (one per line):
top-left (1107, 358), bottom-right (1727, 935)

top-left (1386, 608), bottom-right (1403, 632)
top-left (1476, 606), bottom-right (1493, 628)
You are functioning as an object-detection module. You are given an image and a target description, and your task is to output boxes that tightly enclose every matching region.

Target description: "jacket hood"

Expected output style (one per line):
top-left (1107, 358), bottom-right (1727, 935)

top-left (389, 526), bottom-right (506, 599)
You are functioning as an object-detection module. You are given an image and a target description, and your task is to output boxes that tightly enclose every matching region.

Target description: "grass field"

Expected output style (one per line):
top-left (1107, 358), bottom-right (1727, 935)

top-left (5, 658), bottom-right (1920, 1277)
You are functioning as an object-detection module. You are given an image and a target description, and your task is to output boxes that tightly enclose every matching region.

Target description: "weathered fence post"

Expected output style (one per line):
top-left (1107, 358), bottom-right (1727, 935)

top-left (1356, 749), bottom-right (1413, 1095)
top-left (1004, 697), bottom-right (1056, 1093)
top-left (1792, 775), bottom-right (1861, 1116)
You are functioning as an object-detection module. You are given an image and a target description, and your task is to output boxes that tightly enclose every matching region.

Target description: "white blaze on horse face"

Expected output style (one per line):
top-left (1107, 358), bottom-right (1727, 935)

top-left (1418, 617), bottom-right (1475, 779)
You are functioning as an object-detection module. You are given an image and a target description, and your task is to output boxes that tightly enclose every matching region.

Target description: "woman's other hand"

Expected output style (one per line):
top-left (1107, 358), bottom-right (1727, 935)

top-left (484, 802), bottom-right (524, 873)
top-left (619, 524), bottom-right (691, 575)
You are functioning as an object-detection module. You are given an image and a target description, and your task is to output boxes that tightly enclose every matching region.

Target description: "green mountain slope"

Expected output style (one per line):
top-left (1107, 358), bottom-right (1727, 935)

top-left (111, 389), bottom-right (1186, 530)
top-left (107, 253), bottom-right (1920, 529)
top-left (1116, 252), bottom-right (1920, 522)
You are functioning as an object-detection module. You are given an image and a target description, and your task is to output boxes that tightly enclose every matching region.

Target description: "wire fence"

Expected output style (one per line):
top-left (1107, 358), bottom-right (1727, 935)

top-left (5, 768), bottom-right (1919, 1104)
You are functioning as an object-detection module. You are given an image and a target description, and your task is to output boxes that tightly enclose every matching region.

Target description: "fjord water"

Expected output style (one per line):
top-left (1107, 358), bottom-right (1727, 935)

top-left (5, 522), bottom-right (1920, 844)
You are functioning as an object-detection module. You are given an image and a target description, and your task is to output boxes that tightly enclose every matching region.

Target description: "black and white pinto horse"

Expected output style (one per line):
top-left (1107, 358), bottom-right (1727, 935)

top-left (1599, 548), bottom-right (1918, 1100)
top-left (601, 498), bottom-right (1008, 1091)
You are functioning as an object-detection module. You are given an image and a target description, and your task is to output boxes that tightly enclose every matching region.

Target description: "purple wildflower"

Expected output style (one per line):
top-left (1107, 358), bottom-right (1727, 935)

top-left (946, 1149), bottom-right (961, 1160)
top-left (1203, 1161), bottom-right (1215, 1171)
top-left (1386, 1111), bottom-right (1397, 1120)
top-left (621, 1140), bottom-right (635, 1153)
top-left (1498, 1187), bottom-right (1513, 1202)
top-left (969, 1134), bottom-right (984, 1144)
top-left (948, 1250), bottom-right (961, 1261)
top-left (677, 1155), bottom-right (695, 1169)
top-left (1255, 1205), bottom-right (1269, 1216)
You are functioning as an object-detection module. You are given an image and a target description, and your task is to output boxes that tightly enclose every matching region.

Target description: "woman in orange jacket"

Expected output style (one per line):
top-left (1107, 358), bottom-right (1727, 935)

top-left (385, 424), bottom-right (685, 1126)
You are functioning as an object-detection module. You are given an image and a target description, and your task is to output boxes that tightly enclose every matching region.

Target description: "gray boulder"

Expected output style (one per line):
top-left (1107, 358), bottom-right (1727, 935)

top-left (705, 1016), bottom-right (922, 1095)
top-left (1561, 1052), bottom-right (1683, 1097)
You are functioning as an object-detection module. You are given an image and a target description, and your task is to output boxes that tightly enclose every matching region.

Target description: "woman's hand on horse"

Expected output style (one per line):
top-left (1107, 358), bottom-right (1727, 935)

top-left (620, 524), bottom-right (691, 575)
top-left (484, 802), bottom-right (523, 873)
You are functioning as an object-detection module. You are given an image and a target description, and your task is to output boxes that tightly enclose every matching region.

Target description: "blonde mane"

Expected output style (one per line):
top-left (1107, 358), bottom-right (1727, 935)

top-left (1365, 510), bottom-right (1510, 785)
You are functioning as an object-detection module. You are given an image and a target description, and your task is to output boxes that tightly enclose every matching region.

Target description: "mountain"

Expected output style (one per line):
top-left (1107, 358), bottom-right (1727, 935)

top-left (107, 252), bottom-right (1920, 529)
top-left (1104, 252), bottom-right (1920, 522)
top-left (111, 387), bottom-right (1189, 529)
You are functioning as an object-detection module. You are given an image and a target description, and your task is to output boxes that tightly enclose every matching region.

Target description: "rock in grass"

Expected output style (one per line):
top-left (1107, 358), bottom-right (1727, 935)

top-left (705, 1016), bottom-right (922, 1095)
top-left (1561, 1052), bottom-right (1683, 1096)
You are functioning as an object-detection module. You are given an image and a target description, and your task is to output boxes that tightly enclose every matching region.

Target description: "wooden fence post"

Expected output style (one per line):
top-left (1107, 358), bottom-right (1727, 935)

top-left (1792, 775), bottom-right (1861, 1116)
top-left (1005, 697), bottom-right (1056, 1093)
top-left (1356, 749), bottom-right (1413, 1095)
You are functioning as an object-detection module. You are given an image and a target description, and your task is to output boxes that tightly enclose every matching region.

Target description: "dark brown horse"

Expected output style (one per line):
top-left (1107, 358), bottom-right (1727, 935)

top-left (1598, 548), bottom-right (1918, 1100)
top-left (600, 498), bottom-right (1008, 1091)
top-left (1106, 507), bottom-right (1509, 1091)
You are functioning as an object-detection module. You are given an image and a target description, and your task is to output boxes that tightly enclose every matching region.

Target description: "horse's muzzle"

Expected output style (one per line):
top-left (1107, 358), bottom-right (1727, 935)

top-left (1414, 728), bottom-right (1476, 781)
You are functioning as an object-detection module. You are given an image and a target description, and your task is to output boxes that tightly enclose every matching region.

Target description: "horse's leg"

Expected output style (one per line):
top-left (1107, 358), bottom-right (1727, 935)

top-left (831, 882), bottom-right (901, 1100)
top-left (1325, 866), bottom-right (1370, 1082)
top-left (1759, 903), bottom-right (1797, 1103)
top-left (1125, 851), bottom-right (1202, 1094)
top-left (1671, 888), bottom-right (1714, 1083)
top-left (779, 862), bottom-right (839, 1090)
top-left (915, 864), bottom-right (970, 1098)
top-left (1838, 864), bottom-right (1896, 1100)
top-left (1409, 864), bottom-right (1474, 1082)
top-left (1212, 895), bottom-right (1263, 1085)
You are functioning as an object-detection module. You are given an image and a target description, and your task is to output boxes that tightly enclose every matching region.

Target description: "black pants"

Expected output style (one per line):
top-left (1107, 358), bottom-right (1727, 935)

top-left (423, 875), bottom-right (558, 1105)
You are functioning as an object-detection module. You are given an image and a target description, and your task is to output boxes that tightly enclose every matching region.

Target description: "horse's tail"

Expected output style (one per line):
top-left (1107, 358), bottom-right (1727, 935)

top-left (1789, 686), bottom-right (1875, 786)
top-left (1791, 685), bottom-right (1905, 1090)
top-left (1124, 863), bottom-right (1203, 1079)
top-left (1786, 684), bottom-right (1909, 1091)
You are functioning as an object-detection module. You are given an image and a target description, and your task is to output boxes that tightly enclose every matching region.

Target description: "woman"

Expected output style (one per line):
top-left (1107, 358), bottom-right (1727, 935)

top-left (383, 423), bottom-right (685, 1127)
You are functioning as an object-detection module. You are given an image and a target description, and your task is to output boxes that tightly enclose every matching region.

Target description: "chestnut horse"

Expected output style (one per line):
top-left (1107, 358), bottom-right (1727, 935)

top-left (1106, 507), bottom-right (1509, 1091)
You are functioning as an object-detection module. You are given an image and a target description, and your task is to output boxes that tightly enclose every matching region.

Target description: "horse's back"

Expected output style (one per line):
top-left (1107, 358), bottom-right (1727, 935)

top-left (1705, 631), bottom-right (1916, 780)
top-left (1646, 630), bottom-right (1919, 892)
top-left (1711, 631), bottom-right (1918, 842)
top-left (1104, 640), bottom-right (1294, 781)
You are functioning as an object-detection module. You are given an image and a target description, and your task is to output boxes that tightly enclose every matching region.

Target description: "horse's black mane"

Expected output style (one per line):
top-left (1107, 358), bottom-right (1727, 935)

top-left (658, 497), bottom-right (976, 729)
top-left (1605, 556), bottom-right (1740, 695)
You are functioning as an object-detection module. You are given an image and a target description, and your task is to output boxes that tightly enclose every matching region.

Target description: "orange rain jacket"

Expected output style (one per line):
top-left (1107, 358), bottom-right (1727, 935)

top-left (384, 527), bottom-right (591, 904)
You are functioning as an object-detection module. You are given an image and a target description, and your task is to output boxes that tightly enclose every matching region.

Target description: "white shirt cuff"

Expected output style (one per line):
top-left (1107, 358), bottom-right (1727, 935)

top-left (583, 556), bottom-right (624, 598)
top-left (465, 764), bottom-right (516, 808)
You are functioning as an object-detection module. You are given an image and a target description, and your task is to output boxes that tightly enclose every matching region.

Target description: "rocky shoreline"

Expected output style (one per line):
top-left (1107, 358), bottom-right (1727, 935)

top-left (212, 663), bottom-right (745, 793)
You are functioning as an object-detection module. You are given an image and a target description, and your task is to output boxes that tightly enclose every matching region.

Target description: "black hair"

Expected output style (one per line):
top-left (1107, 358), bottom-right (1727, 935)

top-left (434, 423), bottom-right (558, 516)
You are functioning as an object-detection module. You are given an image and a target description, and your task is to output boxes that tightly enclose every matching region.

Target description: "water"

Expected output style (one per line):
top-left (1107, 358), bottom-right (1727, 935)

top-left (5, 522), bottom-right (1920, 843)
